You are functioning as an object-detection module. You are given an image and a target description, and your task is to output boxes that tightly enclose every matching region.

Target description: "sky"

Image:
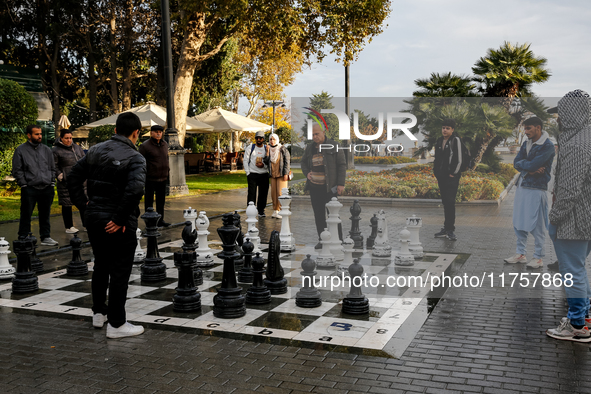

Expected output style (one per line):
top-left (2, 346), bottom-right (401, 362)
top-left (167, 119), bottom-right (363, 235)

top-left (281, 0), bottom-right (591, 101)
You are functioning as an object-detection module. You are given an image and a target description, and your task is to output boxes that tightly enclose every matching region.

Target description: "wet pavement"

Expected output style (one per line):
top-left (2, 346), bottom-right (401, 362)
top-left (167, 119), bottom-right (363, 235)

top-left (1, 164), bottom-right (589, 393)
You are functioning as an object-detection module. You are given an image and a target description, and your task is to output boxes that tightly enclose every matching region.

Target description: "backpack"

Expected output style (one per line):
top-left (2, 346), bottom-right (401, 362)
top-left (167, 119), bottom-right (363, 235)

top-left (457, 136), bottom-right (474, 172)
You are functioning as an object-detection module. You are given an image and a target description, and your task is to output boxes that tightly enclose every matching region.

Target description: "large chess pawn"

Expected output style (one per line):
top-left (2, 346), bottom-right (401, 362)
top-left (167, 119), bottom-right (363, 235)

top-left (134, 228), bottom-right (146, 263)
top-left (0, 237), bottom-right (16, 279)
top-left (342, 258), bottom-right (369, 315)
top-left (180, 221), bottom-right (202, 286)
top-left (26, 233), bottom-right (43, 273)
top-left (315, 228), bottom-right (335, 269)
top-left (195, 211), bottom-right (214, 267)
top-left (173, 245), bottom-right (201, 312)
top-left (66, 232), bottom-right (88, 276)
top-left (406, 215), bottom-right (423, 259)
top-left (372, 227), bottom-right (392, 258)
top-left (140, 207), bottom-right (167, 282)
top-left (213, 213), bottom-right (246, 318)
top-left (246, 252), bottom-right (271, 304)
top-left (278, 188), bottom-right (295, 252)
top-left (296, 254), bottom-right (322, 308)
top-left (183, 206), bottom-right (198, 232)
top-left (238, 238), bottom-right (254, 283)
top-left (245, 201), bottom-right (262, 254)
top-left (335, 237), bottom-right (354, 276)
top-left (326, 198), bottom-right (344, 260)
top-left (12, 236), bottom-right (38, 293)
top-left (395, 227), bottom-right (415, 266)
top-left (349, 200), bottom-right (364, 249)
top-left (366, 214), bottom-right (379, 249)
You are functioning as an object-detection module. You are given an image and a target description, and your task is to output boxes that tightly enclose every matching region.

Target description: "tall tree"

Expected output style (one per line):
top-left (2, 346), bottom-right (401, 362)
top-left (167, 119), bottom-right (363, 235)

top-left (413, 72), bottom-right (478, 98)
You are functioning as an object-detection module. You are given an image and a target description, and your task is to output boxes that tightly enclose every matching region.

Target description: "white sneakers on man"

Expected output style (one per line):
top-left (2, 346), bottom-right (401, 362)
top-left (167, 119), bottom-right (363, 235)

top-left (65, 227), bottom-right (79, 234)
top-left (504, 254), bottom-right (527, 264)
top-left (106, 322), bottom-right (144, 339)
top-left (40, 237), bottom-right (58, 246)
top-left (526, 258), bottom-right (543, 269)
top-left (93, 313), bottom-right (107, 328)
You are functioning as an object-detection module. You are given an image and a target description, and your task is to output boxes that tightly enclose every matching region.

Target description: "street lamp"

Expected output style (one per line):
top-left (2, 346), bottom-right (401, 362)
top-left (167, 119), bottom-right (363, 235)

top-left (262, 100), bottom-right (286, 132)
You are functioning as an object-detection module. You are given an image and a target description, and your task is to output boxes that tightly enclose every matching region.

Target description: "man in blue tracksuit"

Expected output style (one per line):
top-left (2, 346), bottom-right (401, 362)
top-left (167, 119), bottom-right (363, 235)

top-left (504, 117), bottom-right (554, 269)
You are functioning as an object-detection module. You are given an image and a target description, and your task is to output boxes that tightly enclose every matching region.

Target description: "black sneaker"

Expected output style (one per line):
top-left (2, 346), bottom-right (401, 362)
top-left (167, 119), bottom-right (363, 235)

top-left (434, 228), bottom-right (448, 238)
top-left (257, 213), bottom-right (266, 218)
top-left (447, 231), bottom-right (457, 241)
top-left (314, 242), bottom-right (322, 250)
top-left (547, 260), bottom-right (560, 272)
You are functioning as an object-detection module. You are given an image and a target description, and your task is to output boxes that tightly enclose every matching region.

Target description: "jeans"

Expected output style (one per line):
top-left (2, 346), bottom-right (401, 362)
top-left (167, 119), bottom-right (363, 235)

top-left (549, 223), bottom-right (591, 326)
top-left (247, 173), bottom-right (269, 214)
top-left (145, 180), bottom-right (167, 222)
top-left (88, 224), bottom-right (137, 328)
top-left (437, 175), bottom-right (460, 232)
top-left (18, 186), bottom-right (54, 239)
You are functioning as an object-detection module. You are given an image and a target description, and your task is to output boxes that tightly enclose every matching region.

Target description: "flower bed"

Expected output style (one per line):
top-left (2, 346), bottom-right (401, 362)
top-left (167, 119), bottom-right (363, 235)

top-left (353, 156), bottom-right (416, 165)
top-left (290, 163), bottom-right (517, 202)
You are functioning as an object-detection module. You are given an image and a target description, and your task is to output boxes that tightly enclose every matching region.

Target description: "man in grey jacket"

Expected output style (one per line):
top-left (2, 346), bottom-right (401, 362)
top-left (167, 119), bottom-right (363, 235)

top-left (12, 125), bottom-right (58, 246)
top-left (546, 90), bottom-right (591, 342)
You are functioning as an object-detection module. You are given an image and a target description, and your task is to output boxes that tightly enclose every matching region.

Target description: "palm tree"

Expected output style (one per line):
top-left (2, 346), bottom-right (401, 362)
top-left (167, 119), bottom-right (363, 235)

top-left (472, 41), bottom-right (550, 99)
top-left (413, 72), bottom-right (478, 97)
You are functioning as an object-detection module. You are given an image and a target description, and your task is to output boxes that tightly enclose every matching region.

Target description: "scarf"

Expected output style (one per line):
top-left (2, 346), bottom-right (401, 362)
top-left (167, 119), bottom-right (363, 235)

top-left (269, 133), bottom-right (281, 163)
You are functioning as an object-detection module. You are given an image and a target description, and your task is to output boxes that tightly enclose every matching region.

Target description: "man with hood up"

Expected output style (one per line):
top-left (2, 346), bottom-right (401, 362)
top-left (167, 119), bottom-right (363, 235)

top-left (504, 117), bottom-right (554, 269)
top-left (546, 90), bottom-right (591, 342)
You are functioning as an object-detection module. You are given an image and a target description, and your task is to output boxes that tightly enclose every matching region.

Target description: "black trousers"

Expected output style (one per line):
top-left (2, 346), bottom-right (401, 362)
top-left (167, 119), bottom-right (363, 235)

top-left (437, 175), bottom-right (461, 232)
top-left (247, 173), bottom-right (269, 214)
top-left (62, 206), bottom-right (87, 229)
top-left (18, 185), bottom-right (54, 239)
top-left (88, 225), bottom-right (136, 328)
top-left (308, 183), bottom-right (338, 238)
top-left (145, 180), bottom-right (167, 222)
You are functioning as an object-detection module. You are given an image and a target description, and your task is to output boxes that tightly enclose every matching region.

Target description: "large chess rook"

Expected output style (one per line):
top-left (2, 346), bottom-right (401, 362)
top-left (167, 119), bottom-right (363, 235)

top-left (195, 211), bottom-right (214, 267)
top-left (246, 252), bottom-right (271, 304)
top-left (406, 215), bottom-right (423, 259)
top-left (342, 258), bottom-right (369, 315)
top-left (244, 202), bottom-right (262, 255)
top-left (213, 213), bottom-right (246, 318)
top-left (372, 210), bottom-right (392, 258)
top-left (326, 198), bottom-right (344, 260)
top-left (295, 254), bottom-right (321, 308)
top-left (278, 188), bottom-right (295, 252)
top-left (264, 231), bottom-right (287, 294)
top-left (0, 237), bottom-right (15, 279)
top-left (66, 233), bottom-right (88, 276)
top-left (183, 206), bottom-right (198, 232)
top-left (12, 236), bottom-right (38, 294)
top-left (27, 233), bottom-right (43, 273)
top-left (140, 208), bottom-right (167, 282)
top-left (349, 200), bottom-right (364, 249)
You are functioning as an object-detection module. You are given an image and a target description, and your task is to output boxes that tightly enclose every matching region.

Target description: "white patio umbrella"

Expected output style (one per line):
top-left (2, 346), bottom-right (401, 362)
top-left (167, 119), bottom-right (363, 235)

top-left (58, 114), bottom-right (71, 129)
top-left (72, 102), bottom-right (214, 138)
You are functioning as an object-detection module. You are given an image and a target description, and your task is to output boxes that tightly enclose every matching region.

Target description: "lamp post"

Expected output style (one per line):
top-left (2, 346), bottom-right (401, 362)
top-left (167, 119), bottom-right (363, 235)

top-left (262, 100), bottom-right (286, 132)
top-left (160, 0), bottom-right (188, 195)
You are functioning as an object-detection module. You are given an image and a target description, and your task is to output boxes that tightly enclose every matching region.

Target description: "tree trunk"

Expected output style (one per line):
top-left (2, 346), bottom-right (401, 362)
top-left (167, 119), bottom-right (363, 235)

top-left (109, 11), bottom-right (118, 113)
top-left (471, 132), bottom-right (494, 170)
top-left (50, 41), bottom-right (61, 124)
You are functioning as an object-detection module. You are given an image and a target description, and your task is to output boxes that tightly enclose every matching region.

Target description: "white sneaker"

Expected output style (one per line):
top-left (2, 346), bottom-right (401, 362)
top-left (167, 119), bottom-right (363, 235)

top-left (40, 237), bottom-right (58, 246)
top-left (526, 258), bottom-right (543, 269)
top-left (106, 322), bottom-right (144, 339)
top-left (504, 254), bottom-right (527, 264)
top-left (93, 313), bottom-right (107, 328)
top-left (65, 227), bottom-right (79, 234)
top-left (271, 211), bottom-right (278, 218)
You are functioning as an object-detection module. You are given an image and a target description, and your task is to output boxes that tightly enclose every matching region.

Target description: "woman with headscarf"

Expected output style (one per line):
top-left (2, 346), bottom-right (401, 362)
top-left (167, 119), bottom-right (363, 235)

top-left (267, 133), bottom-right (291, 218)
top-left (53, 128), bottom-right (86, 233)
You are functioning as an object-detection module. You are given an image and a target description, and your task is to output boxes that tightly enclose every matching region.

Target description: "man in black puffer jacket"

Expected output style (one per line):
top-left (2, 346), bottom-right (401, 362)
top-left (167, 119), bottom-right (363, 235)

top-left (68, 112), bottom-right (146, 339)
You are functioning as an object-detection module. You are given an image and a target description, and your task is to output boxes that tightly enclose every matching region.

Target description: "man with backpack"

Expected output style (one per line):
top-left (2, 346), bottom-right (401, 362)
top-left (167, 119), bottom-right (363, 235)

top-left (433, 119), bottom-right (466, 241)
top-left (244, 130), bottom-right (270, 217)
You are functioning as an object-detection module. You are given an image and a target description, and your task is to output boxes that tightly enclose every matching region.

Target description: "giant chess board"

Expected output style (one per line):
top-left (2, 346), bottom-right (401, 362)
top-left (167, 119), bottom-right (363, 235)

top-left (0, 239), bottom-right (462, 358)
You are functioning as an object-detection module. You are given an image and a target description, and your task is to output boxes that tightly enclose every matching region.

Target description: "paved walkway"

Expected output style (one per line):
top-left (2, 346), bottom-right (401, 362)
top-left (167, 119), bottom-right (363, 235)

top-left (2, 179), bottom-right (589, 394)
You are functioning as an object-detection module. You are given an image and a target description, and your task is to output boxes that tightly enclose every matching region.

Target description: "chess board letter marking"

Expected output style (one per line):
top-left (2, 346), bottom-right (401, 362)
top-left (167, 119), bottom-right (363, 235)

top-left (319, 336), bottom-right (333, 342)
top-left (258, 329), bottom-right (273, 335)
top-left (154, 318), bottom-right (170, 323)
top-left (330, 322), bottom-right (352, 331)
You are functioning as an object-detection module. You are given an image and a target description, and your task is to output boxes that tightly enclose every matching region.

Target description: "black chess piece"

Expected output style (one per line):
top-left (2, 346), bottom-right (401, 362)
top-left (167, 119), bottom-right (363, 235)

top-left (349, 200), bottom-right (364, 249)
top-left (173, 245), bottom-right (201, 312)
top-left (140, 207), bottom-right (167, 282)
top-left (295, 254), bottom-right (322, 308)
top-left (264, 231), bottom-right (287, 294)
top-left (246, 252), bottom-right (271, 304)
top-left (232, 211), bottom-right (244, 271)
top-left (213, 213), bottom-right (246, 318)
top-left (26, 233), bottom-right (43, 273)
top-left (66, 233), bottom-right (88, 276)
top-left (342, 258), bottom-right (369, 315)
top-left (12, 236), bottom-right (38, 294)
top-left (179, 221), bottom-right (202, 286)
top-left (238, 238), bottom-right (254, 283)
top-left (366, 213), bottom-right (378, 249)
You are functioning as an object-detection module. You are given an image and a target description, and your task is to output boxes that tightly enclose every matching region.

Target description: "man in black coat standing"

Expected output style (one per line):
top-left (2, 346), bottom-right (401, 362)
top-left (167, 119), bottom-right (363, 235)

top-left (433, 119), bottom-right (463, 241)
top-left (68, 112), bottom-right (146, 339)
top-left (139, 125), bottom-right (170, 227)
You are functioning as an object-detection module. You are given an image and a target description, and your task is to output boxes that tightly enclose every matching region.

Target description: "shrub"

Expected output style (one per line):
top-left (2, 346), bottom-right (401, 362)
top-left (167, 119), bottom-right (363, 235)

top-left (88, 124), bottom-right (116, 144)
top-left (353, 156), bottom-right (416, 165)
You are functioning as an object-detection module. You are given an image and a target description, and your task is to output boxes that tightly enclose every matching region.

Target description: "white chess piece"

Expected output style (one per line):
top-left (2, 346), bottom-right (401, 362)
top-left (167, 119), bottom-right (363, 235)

top-left (195, 211), bottom-right (214, 266)
top-left (0, 237), bottom-right (15, 279)
top-left (245, 201), bottom-right (262, 254)
top-left (372, 210), bottom-right (392, 257)
top-left (335, 236), bottom-right (354, 276)
top-left (278, 188), bottom-right (295, 252)
top-left (406, 215), bottom-right (423, 259)
top-left (315, 228), bottom-right (335, 268)
top-left (134, 228), bottom-right (146, 263)
top-left (183, 207), bottom-right (198, 232)
top-left (326, 197), bottom-right (344, 261)
top-left (395, 227), bottom-right (415, 266)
